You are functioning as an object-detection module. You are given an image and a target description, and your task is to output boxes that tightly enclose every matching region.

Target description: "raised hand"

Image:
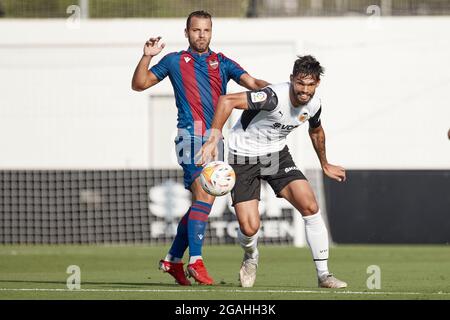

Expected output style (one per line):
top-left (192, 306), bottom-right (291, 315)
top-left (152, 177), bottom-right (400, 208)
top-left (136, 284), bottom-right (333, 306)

top-left (144, 36), bottom-right (165, 57)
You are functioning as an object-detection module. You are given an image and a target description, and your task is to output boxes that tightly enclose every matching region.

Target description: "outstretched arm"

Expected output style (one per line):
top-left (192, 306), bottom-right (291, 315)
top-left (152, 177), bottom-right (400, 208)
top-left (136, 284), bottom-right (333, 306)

top-left (309, 125), bottom-right (346, 182)
top-left (131, 37), bottom-right (165, 91)
top-left (239, 73), bottom-right (270, 90)
top-left (211, 93), bottom-right (249, 137)
top-left (197, 92), bottom-right (248, 164)
top-left (198, 87), bottom-right (278, 165)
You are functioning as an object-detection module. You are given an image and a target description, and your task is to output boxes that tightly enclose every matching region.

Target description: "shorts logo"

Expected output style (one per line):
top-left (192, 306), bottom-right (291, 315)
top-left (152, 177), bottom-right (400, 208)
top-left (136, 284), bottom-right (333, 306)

top-left (250, 91), bottom-right (267, 103)
top-left (284, 166), bottom-right (300, 173)
top-left (209, 59), bottom-right (218, 69)
top-left (299, 112), bottom-right (310, 122)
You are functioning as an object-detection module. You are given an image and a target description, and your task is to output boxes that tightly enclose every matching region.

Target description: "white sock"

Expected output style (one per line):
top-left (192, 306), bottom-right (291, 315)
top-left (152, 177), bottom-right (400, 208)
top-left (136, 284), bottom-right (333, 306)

top-left (164, 254), bottom-right (182, 263)
top-left (189, 255), bottom-right (202, 264)
top-left (303, 211), bottom-right (329, 278)
top-left (237, 228), bottom-right (259, 259)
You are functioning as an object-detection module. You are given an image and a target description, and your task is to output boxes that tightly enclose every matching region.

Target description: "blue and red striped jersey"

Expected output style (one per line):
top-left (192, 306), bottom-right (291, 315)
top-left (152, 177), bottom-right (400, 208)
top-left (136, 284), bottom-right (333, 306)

top-left (150, 48), bottom-right (247, 136)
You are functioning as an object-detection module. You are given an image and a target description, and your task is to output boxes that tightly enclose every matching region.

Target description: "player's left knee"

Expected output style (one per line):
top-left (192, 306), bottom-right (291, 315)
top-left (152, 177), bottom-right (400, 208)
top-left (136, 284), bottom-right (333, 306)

top-left (240, 224), bottom-right (259, 237)
top-left (302, 202), bottom-right (319, 216)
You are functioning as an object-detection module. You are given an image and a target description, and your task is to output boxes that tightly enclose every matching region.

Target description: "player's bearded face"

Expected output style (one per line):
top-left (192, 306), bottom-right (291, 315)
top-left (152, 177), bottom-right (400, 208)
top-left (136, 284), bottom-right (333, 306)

top-left (185, 17), bottom-right (212, 54)
top-left (290, 74), bottom-right (320, 105)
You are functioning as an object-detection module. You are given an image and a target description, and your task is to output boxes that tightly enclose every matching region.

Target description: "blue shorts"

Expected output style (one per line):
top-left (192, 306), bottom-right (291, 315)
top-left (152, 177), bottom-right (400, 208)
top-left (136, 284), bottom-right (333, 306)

top-left (175, 134), bottom-right (224, 190)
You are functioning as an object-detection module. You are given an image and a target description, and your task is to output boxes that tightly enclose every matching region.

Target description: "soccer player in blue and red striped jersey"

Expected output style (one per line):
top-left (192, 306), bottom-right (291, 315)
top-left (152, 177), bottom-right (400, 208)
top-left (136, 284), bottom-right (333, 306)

top-left (132, 10), bottom-right (269, 285)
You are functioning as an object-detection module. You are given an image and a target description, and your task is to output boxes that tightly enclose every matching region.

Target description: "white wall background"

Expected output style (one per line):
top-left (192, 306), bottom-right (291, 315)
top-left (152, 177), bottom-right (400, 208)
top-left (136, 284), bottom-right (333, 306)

top-left (0, 17), bottom-right (449, 169)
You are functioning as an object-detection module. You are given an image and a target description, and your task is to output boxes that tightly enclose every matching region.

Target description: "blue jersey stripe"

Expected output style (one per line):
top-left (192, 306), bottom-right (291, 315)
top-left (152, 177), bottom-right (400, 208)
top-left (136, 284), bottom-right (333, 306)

top-left (218, 54), bottom-right (229, 96)
top-left (169, 56), bottom-right (194, 130)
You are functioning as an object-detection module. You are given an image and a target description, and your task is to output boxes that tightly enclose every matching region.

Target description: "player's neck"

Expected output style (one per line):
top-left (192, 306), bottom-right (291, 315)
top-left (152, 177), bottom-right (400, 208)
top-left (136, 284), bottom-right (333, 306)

top-left (188, 47), bottom-right (210, 56)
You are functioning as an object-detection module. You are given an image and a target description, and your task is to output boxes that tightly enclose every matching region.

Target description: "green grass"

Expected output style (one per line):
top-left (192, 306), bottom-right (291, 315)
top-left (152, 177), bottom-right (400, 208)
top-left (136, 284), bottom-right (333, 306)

top-left (0, 244), bottom-right (449, 300)
top-left (0, 0), bottom-right (250, 18)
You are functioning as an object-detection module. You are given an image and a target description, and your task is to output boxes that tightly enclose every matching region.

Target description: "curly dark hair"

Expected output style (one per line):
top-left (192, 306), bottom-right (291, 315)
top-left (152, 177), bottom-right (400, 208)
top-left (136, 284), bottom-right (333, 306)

top-left (292, 55), bottom-right (324, 80)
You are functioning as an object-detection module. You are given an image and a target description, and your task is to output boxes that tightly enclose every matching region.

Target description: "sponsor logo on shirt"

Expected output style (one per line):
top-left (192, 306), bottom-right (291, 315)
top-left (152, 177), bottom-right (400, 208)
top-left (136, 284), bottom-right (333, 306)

top-left (250, 91), bottom-right (267, 103)
top-left (272, 123), bottom-right (299, 131)
top-left (184, 56), bottom-right (191, 63)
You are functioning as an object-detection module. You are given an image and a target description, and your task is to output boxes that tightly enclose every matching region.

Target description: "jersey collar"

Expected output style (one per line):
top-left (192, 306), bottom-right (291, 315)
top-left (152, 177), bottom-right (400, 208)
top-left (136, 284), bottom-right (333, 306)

top-left (186, 47), bottom-right (212, 58)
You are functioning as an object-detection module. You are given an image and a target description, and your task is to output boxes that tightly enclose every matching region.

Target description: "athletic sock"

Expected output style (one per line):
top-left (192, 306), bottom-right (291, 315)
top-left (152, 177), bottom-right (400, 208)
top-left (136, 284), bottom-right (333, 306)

top-left (303, 211), bottom-right (330, 277)
top-left (237, 228), bottom-right (259, 259)
top-left (188, 200), bottom-right (212, 260)
top-left (189, 255), bottom-right (202, 264)
top-left (166, 209), bottom-right (189, 262)
top-left (164, 254), bottom-right (182, 263)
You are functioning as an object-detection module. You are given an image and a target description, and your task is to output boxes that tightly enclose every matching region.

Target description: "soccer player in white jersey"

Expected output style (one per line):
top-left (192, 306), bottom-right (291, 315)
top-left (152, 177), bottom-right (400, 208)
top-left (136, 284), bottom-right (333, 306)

top-left (198, 55), bottom-right (347, 288)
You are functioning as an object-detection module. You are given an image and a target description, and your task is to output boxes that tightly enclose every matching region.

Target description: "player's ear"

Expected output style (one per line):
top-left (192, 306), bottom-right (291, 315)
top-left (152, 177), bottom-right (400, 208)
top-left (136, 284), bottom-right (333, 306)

top-left (290, 74), bottom-right (293, 82)
top-left (184, 28), bottom-right (188, 38)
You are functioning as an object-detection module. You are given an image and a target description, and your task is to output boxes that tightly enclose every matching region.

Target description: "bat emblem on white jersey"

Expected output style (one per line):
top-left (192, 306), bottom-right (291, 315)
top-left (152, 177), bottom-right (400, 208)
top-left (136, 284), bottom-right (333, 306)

top-left (299, 112), bottom-right (310, 122)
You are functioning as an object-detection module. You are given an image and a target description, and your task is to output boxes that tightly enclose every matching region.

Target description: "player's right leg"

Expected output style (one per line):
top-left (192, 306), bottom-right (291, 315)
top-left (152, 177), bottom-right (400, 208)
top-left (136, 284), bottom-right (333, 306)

top-left (159, 178), bottom-right (215, 285)
top-left (159, 134), bottom-right (212, 285)
top-left (234, 199), bottom-right (261, 288)
top-left (184, 177), bottom-right (215, 285)
top-left (230, 157), bottom-right (262, 288)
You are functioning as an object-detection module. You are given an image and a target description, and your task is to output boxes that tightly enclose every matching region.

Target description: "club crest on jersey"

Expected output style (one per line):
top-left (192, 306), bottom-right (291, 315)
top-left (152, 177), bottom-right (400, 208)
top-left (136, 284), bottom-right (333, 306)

top-left (208, 59), bottom-right (218, 69)
top-left (299, 112), bottom-right (310, 122)
top-left (250, 91), bottom-right (267, 103)
top-left (184, 56), bottom-right (191, 63)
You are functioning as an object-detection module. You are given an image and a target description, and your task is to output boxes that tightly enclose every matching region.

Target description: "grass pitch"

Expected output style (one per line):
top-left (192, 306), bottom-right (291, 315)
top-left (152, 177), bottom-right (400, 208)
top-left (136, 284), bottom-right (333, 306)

top-left (0, 244), bottom-right (449, 300)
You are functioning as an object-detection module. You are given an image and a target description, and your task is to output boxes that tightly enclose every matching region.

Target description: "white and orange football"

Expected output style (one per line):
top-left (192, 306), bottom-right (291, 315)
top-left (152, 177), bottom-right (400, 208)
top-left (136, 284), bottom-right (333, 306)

top-left (200, 161), bottom-right (236, 196)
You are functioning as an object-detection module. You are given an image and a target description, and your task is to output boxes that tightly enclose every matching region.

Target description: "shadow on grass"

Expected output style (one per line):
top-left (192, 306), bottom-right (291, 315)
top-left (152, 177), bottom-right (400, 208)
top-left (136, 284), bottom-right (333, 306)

top-left (0, 279), bottom-right (245, 289)
top-left (0, 279), bottom-right (310, 289)
top-left (0, 279), bottom-right (190, 288)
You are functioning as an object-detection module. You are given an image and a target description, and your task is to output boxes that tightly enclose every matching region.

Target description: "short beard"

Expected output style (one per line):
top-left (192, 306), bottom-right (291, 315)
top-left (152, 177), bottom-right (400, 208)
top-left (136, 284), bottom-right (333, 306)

top-left (189, 40), bottom-right (210, 53)
top-left (290, 85), bottom-right (315, 106)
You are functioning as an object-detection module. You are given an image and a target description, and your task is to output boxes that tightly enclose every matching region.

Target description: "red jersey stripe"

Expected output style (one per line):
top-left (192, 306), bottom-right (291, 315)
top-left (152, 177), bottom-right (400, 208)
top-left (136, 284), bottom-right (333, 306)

top-left (179, 52), bottom-right (205, 136)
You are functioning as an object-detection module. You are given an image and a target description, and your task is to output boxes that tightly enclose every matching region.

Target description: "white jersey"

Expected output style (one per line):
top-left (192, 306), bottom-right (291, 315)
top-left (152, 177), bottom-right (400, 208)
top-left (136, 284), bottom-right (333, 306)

top-left (228, 82), bottom-right (322, 157)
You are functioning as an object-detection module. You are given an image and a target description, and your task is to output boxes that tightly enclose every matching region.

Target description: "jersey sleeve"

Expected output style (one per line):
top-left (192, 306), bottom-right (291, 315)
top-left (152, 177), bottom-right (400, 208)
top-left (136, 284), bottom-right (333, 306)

top-left (149, 53), bottom-right (174, 81)
top-left (222, 54), bottom-right (247, 84)
top-left (309, 105), bottom-right (322, 128)
top-left (246, 87), bottom-right (278, 111)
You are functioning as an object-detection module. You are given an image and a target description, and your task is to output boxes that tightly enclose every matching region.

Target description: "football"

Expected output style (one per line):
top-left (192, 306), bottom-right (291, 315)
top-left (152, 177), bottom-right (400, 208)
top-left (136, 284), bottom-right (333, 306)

top-left (200, 161), bottom-right (236, 196)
